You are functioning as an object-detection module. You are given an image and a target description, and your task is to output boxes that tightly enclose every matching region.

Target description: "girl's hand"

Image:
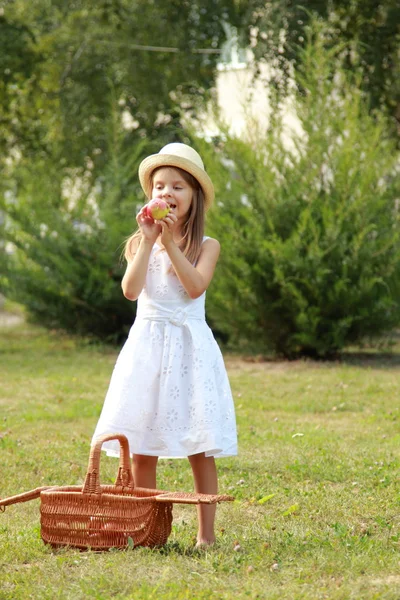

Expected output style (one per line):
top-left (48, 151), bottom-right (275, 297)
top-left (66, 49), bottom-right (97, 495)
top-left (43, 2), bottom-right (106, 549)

top-left (159, 212), bottom-right (178, 247)
top-left (136, 206), bottom-right (161, 243)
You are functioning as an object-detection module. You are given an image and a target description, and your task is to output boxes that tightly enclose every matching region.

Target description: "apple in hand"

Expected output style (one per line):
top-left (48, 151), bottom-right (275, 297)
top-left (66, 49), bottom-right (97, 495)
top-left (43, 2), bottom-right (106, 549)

top-left (142, 204), bottom-right (151, 219)
top-left (146, 198), bottom-right (171, 220)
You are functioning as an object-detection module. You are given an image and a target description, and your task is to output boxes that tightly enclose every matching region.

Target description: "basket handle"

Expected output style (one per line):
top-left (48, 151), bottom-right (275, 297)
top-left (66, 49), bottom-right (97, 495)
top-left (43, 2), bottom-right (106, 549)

top-left (154, 491), bottom-right (235, 505)
top-left (0, 486), bottom-right (60, 511)
top-left (82, 433), bottom-right (134, 494)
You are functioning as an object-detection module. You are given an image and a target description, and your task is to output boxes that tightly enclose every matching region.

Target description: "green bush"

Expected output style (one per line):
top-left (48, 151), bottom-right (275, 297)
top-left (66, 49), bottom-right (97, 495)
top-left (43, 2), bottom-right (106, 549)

top-left (1, 140), bottom-right (149, 342)
top-left (205, 29), bottom-right (400, 358)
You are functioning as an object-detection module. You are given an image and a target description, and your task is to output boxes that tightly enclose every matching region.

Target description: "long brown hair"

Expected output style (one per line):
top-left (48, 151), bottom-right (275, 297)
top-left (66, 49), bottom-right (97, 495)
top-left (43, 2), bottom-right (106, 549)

top-left (124, 166), bottom-right (205, 265)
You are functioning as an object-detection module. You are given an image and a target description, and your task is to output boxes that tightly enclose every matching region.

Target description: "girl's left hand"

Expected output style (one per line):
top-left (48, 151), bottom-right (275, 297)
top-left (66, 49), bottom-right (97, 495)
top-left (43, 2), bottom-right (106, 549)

top-left (158, 212), bottom-right (178, 247)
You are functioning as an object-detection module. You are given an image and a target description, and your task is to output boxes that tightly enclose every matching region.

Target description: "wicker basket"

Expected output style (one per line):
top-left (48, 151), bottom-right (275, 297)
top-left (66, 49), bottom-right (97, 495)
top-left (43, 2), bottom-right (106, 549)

top-left (0, 433), bottom-right (234, 550)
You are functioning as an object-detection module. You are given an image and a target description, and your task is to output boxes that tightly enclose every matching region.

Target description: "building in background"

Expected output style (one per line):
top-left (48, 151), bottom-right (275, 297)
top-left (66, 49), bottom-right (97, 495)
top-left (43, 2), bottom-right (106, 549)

top-left (198, 25), bottom-right (302, 149)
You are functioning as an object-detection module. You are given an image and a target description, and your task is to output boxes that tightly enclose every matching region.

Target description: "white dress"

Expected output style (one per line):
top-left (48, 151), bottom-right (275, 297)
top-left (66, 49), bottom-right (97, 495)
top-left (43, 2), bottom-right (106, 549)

top-left (92, 237), bottom-right (238, 459)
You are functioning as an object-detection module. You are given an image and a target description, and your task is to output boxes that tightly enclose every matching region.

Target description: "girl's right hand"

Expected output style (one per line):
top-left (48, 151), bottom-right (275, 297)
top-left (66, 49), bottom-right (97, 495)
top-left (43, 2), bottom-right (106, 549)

top-left (136, 206), bottom-right (161, 243)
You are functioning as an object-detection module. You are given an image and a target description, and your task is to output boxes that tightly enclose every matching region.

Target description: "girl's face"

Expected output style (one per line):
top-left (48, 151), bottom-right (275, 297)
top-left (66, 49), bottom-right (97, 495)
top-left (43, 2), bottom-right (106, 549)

top-left (151, 167), bottom-right (194, 222)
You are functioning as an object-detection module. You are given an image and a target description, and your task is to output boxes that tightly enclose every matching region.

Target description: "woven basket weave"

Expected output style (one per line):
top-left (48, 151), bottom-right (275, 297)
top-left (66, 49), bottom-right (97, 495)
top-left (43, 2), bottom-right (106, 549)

top-left (0, 433), bottom-right (233, 550)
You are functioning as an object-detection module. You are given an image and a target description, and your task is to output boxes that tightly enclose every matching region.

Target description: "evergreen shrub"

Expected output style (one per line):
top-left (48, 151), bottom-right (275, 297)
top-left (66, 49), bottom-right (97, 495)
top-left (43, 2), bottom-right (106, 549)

top-left (1, 142), bottom-right (149, 342)
top-left (205, 32), bottom-right (400, 358)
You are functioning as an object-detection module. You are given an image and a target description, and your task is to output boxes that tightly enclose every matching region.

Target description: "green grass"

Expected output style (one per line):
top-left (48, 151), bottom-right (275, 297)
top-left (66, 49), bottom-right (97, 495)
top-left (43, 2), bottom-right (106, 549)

top-left (1, 321), bottom-right (400, 599)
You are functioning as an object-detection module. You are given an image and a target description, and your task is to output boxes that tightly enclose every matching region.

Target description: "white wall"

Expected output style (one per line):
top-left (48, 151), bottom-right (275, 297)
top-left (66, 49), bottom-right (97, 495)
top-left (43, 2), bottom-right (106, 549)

top-left (198, 53), bottom-right (303, 150)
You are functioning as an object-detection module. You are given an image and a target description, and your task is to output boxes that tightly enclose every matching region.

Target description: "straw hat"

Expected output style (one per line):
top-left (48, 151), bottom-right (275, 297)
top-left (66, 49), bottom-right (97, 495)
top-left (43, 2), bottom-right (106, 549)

top-left (138, 143), bottom-right (215, 211)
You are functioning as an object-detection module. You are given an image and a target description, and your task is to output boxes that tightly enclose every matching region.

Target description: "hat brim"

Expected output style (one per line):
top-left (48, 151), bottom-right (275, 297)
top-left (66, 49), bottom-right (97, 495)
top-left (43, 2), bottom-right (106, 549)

top-left (138, 153), bottom-right (214, 211)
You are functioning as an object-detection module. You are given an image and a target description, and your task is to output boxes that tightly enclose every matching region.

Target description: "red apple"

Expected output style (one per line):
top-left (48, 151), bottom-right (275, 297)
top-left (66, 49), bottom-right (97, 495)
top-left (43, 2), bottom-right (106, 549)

top-left (147, 198), bottom-right (170, 220)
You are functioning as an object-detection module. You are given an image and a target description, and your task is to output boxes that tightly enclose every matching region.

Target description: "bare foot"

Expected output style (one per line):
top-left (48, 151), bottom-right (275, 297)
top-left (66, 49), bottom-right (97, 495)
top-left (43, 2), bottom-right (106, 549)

top-left (195, 537), bottom-right (216, 549)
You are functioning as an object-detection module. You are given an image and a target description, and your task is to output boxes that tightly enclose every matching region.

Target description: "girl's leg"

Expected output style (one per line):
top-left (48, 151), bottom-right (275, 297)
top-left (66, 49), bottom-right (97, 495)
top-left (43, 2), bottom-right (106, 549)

top-left (188, 452), bottom-right (218, 546)
top-left (132, 454), bottom-right (158, 488)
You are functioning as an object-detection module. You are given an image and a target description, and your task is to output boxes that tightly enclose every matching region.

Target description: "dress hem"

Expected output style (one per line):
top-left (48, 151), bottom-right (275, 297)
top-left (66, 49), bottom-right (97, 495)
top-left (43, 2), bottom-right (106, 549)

top-left (103, 447), bottom-right (238, 459)
top-left (97, 438), bottom-right (237, 459)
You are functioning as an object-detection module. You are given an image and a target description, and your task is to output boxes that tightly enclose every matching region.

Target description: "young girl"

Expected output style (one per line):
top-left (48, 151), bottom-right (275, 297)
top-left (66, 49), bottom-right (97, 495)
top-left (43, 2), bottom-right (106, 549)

top-left (92, 143), bottom-right (237, 546)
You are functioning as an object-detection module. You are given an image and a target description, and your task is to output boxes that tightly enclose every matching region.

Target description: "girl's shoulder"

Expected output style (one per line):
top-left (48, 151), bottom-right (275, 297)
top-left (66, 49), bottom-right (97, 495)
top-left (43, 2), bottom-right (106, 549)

top-left (199, 236), bottom-right (220, 262)
top-left (202, 236), bottom-right (220, 253)
top-left (202, 235), bottom-right (220, 246)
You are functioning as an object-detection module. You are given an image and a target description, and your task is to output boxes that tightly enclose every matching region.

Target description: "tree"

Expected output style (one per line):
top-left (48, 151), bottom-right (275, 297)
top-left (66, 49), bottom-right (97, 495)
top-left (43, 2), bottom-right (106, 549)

top-left (0, 0), bottom-right (239, 174)
top-left (239, 1), bottom-right (400, 134)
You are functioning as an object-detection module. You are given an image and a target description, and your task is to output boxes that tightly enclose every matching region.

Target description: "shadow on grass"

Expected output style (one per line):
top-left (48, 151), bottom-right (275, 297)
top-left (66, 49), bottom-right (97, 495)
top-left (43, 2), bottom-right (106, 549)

top-left (109, 540), bottom-right (210, 557)
top-left (156, 540), bottom-right (205, 557)
top-left (338, 351), bottom-right (400, 370)
top-left (47, 540), bottom-right (203, 557)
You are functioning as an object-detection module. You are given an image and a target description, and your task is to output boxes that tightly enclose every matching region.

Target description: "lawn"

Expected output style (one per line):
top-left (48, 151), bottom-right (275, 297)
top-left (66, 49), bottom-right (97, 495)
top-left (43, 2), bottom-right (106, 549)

top-left (0, 319), bottom-right (399, 599)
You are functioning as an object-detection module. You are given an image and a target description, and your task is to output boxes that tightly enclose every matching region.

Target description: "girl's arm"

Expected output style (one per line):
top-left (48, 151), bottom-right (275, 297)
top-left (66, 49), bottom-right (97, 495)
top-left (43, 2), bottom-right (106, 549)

top-left (121, 237), bottom-right (154, 301)
top-left (121, 208), bottom-right (161, 301)
top-left (164, 237), bottom-right (221, 300)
